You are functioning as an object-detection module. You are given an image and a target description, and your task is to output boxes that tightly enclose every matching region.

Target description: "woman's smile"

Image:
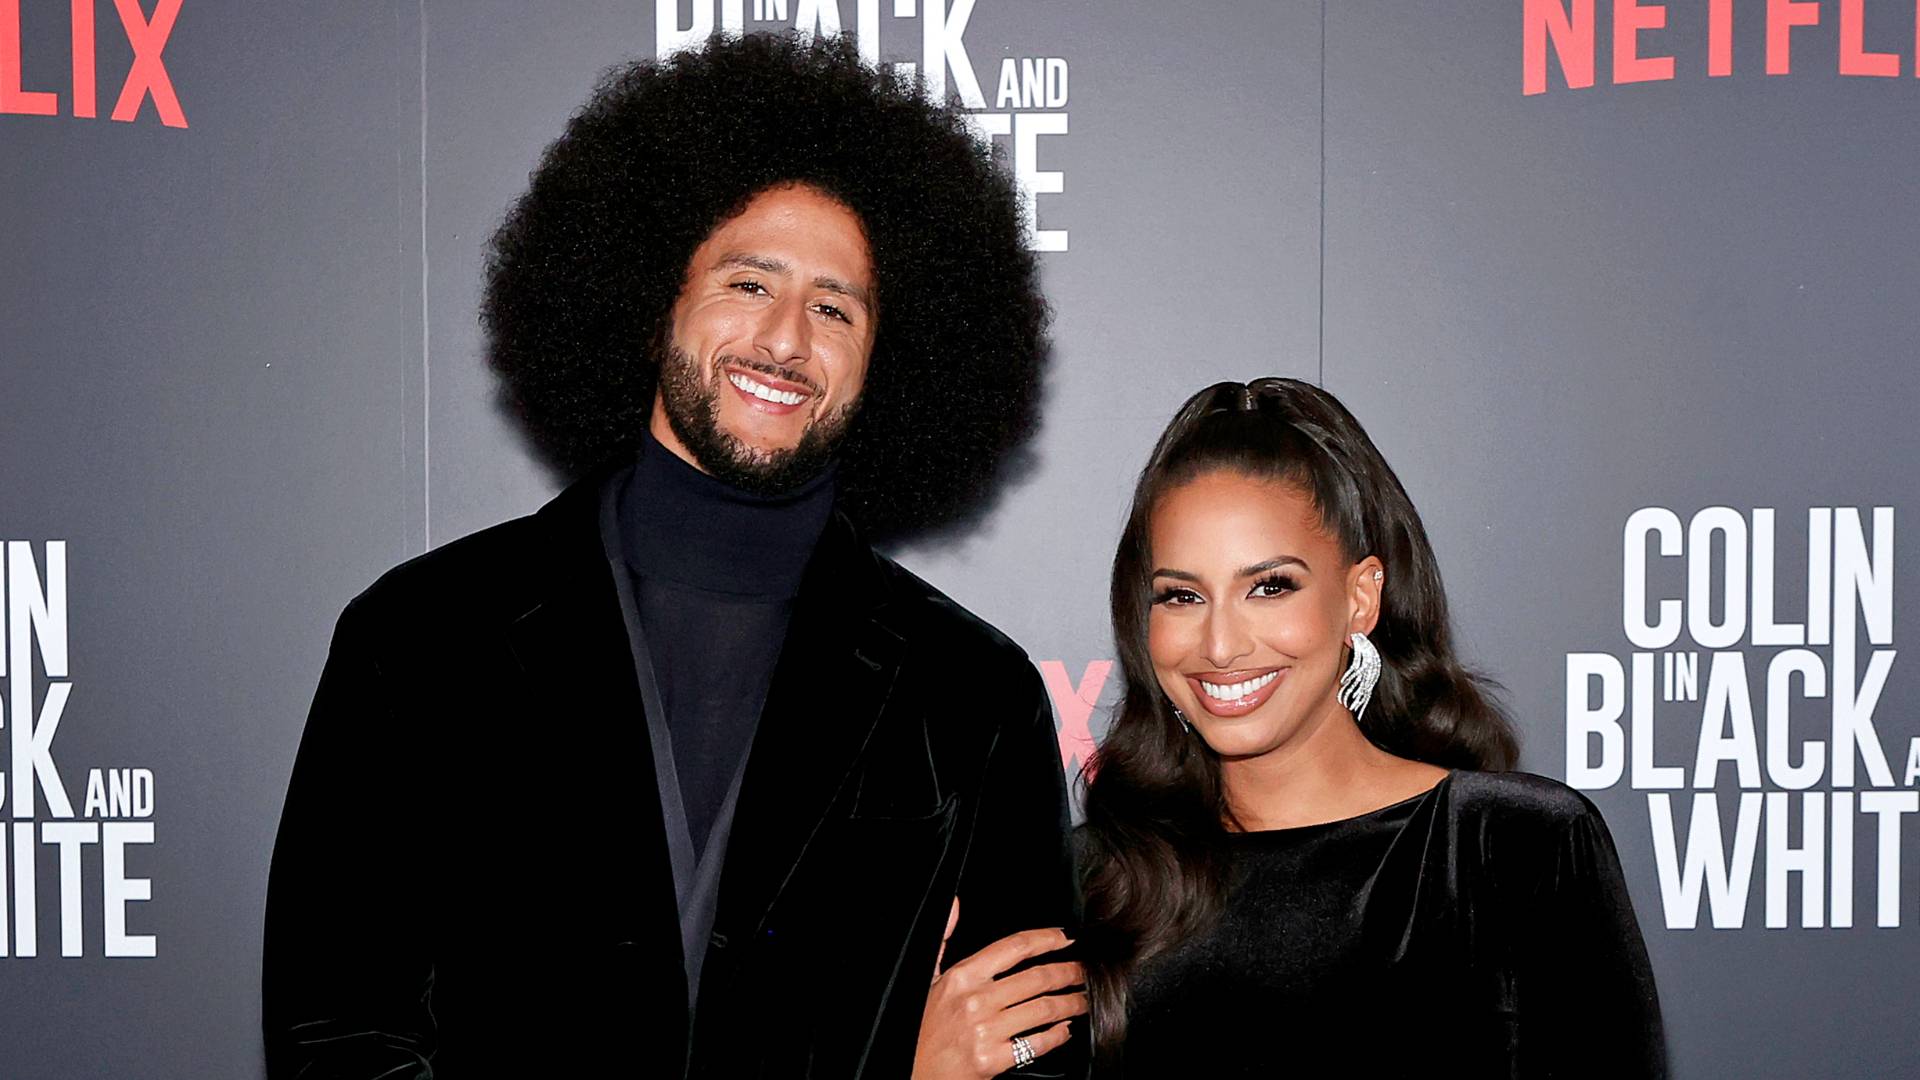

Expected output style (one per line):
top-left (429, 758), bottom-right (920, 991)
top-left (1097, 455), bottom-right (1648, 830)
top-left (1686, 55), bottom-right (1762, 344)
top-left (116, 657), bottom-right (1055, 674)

top-left (1185, 666), bottom-right (1287, 717)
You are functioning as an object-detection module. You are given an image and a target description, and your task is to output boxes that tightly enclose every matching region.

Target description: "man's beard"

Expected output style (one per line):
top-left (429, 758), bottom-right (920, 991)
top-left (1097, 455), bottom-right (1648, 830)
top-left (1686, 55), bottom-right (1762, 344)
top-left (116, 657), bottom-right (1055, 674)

top-left (655, 343), bottom-right (855, 496)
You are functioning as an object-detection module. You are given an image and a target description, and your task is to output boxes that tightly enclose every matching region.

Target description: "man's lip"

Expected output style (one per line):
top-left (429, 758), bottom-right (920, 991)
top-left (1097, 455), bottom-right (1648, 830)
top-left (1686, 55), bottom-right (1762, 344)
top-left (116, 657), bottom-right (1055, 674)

top-left (721, 362), bottom-right (818, 399)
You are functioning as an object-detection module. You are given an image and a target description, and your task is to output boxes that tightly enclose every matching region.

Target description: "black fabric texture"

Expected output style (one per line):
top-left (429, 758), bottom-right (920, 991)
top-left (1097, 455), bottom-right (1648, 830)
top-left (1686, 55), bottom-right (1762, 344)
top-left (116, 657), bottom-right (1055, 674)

top-left (617, 429), bottom-right (834, 860)
top-left (261, 459), bottom-right (1089, 1079)
top-left (1119, 770), bottom-right (1667, 1078)
top-left (631, 577), bottom-right (786, 860)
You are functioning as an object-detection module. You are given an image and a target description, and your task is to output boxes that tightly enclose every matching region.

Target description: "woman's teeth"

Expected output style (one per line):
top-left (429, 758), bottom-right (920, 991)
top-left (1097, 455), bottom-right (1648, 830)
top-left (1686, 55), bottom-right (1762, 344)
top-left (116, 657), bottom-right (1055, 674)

top-left (1199, 670), bottom-right (1280, 701)
top-left (729, 371), bottom-right (807, 405)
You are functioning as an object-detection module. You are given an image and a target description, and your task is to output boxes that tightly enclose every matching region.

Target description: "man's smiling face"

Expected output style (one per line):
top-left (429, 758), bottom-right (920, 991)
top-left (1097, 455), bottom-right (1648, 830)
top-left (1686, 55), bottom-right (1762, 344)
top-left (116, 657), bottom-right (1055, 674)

top-left (650, 183), bottom-right (878, 493)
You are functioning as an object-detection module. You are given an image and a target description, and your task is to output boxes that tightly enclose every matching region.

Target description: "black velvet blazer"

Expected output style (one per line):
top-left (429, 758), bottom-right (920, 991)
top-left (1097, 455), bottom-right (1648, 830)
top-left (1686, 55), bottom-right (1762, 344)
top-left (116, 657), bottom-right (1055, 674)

top-left (263, 467), bottom-right (1087, 1078)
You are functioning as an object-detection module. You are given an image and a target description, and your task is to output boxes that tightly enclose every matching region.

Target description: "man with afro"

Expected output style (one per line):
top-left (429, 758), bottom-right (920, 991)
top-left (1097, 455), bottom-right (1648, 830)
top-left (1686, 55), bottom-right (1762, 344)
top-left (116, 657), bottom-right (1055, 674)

top-left (264, 31), bottom-right (1087, 1080)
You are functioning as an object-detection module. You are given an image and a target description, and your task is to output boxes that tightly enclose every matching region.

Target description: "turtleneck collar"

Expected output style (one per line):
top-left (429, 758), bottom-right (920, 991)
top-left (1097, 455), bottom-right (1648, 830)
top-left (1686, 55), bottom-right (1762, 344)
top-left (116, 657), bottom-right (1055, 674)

top-left (617, 427), bottom-right (838, 598)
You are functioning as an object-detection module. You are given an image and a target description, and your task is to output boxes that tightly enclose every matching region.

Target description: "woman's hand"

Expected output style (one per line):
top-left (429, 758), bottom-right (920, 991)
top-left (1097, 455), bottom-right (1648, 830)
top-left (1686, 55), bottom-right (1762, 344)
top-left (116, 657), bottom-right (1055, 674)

top-left (912, 899), bottom-right (1088, 1079)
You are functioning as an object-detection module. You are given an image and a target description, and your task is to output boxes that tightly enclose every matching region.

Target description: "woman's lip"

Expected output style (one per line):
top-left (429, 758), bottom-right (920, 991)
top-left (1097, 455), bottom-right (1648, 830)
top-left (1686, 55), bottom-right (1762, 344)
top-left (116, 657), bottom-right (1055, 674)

top-left (1190, 667), bottom-right (1280, 682)
top-left (1185, 667), bottom-right (1286, 718)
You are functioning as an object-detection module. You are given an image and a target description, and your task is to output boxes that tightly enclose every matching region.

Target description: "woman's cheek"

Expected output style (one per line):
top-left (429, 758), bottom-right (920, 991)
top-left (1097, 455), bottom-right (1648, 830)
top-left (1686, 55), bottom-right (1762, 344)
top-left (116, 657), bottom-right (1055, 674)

top-left (1146, 613), bottom-right (1191, 701)
top-left (1248, 604), bottom-right (1313, 660)
top-left (1150, 672), bottom-right (1187, 715)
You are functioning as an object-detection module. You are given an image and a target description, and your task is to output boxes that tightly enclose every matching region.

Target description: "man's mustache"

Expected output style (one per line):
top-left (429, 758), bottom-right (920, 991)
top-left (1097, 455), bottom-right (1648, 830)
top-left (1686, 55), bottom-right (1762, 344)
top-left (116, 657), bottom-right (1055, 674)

top-left (716, 355), bottom-right (822, 397)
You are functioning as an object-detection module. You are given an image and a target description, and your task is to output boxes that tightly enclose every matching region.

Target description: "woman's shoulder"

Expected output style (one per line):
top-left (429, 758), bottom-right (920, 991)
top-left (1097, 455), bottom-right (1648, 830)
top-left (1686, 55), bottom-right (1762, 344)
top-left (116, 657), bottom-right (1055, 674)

top-left (1439, 772), bottom-right (1643, 926)
top-left (1447, 769), bottom-right (1602, 821)
top-left (1441, 769), bottom-right (1615, 853)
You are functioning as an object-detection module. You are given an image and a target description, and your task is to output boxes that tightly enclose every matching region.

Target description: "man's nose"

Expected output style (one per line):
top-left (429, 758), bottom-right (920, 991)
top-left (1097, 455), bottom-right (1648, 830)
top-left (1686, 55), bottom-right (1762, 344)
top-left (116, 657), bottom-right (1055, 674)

top-left (751, 292), bottom-right (812, 367)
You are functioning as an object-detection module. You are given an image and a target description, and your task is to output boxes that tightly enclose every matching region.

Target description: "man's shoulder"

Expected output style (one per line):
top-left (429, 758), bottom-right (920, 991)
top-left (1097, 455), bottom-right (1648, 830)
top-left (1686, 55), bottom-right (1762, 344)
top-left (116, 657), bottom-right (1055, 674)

top-left (347, 468), bottom-right (607, 622)
top-left (342, 512), bottom-right (557, 636)
top-left (865, 549), bottom-right (1034, 680)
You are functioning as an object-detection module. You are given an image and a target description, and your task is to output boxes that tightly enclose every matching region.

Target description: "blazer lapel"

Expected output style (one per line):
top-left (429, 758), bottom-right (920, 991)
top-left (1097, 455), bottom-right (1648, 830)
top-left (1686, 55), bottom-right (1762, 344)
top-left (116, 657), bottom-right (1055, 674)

top-left (504, 468), bottom-right (689, 1004)
top-left (707, 515), bottom-right (905, 948)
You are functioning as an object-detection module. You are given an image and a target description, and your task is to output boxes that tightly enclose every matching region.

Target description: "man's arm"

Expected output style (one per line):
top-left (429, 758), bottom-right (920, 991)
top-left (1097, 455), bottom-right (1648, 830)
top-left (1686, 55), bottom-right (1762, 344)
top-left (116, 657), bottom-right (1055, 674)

top-left (263, 600), bottom-right (437, 1079)
top-left (944, 663), bottom-right (1090, 1079)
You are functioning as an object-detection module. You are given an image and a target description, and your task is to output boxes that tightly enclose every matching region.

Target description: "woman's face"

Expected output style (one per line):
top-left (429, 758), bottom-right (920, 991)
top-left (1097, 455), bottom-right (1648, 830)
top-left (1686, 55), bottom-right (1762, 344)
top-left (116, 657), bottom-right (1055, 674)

top-left (1146, 469), bottom-right (1381, 760)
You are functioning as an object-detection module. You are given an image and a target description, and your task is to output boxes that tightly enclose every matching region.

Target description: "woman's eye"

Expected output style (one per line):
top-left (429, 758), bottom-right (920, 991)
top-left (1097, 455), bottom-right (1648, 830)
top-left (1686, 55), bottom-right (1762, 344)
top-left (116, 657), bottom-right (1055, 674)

top-left (1251, 575), bottom-right (1297, 598)
top-left (1152, 587), bottom-right (1202, 606)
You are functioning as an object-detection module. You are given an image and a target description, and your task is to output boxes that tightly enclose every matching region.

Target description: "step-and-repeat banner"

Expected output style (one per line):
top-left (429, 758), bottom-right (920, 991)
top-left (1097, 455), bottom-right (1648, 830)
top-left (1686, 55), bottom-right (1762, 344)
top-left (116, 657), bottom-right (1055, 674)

top-left (3, 2), bottom-right (1914, 1076)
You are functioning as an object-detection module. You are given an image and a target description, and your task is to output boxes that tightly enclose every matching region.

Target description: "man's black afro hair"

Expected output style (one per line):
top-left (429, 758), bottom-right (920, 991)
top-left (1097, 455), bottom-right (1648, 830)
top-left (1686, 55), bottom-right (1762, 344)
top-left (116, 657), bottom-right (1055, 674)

top-left (482, 31), bottom-right (1049, 544)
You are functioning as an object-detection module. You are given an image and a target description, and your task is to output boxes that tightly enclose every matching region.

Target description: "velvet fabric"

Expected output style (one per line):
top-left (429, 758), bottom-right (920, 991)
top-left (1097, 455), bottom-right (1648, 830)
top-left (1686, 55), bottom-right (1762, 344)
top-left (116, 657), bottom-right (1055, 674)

top-left (1119, 771), bottom-right (1666, 1077)
top-left (262, 461), bottom-right (1087, 1078)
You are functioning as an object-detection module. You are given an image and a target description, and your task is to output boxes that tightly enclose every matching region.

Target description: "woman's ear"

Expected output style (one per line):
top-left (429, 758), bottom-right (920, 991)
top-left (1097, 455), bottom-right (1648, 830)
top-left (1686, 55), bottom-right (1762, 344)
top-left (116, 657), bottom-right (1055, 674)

top-left (1349, 555), bottom-right (1385, 637)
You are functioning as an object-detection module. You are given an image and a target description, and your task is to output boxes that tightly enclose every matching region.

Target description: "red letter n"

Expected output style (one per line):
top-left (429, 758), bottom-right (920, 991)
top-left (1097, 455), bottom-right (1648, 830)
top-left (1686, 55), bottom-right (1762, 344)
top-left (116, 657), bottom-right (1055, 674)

top-left (1525, 0), bottom-right (1596, 95)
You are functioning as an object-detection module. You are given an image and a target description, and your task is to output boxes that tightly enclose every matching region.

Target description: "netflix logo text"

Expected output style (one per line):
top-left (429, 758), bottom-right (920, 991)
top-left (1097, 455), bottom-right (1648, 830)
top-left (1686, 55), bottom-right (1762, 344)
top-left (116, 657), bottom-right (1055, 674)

top-left (1525, 0), bottom-right (1920, 93)
top-left (1, 0), bottom-right (185, 127)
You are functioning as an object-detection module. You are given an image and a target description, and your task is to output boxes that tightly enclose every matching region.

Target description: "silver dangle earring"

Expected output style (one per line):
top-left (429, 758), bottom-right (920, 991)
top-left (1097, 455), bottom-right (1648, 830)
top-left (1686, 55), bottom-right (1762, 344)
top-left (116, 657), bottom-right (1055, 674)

top-left (1171, 705), bottom-right (1190, 733)
top-left (1338, 631), bottom-right (1382, 722)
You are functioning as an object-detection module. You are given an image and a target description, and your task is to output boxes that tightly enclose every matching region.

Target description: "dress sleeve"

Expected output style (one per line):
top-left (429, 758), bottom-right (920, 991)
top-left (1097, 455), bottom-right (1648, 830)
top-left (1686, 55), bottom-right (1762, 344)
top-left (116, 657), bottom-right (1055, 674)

top-left (262, 601), bottom-right (438, 1079)
top-left (1518, 792), bottom-right (1668, 1079)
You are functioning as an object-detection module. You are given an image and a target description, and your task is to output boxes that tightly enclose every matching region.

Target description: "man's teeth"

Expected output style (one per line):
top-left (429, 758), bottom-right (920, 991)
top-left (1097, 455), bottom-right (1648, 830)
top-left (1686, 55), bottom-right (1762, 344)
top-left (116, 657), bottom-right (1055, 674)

top-left (729, 371), bottom-right (806, 405)
top-left (1199, 670), bottom-right (1280, 701)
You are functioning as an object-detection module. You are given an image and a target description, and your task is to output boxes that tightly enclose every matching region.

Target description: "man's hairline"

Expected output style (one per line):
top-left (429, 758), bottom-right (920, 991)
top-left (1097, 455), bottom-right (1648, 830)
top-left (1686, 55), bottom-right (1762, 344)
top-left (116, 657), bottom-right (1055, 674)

top-left (681, 179), bottom-right (881, 314)
top-left (706, 251), bottom-right (876, 316)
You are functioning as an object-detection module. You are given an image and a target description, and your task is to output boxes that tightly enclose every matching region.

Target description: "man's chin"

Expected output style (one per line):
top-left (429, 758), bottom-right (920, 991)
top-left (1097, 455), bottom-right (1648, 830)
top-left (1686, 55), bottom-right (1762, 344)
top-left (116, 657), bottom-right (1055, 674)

top-left (725, 435), bottom-right (806, 463)
top-left (686, 429), bottom-right (838, 496)
top-left (658, 375), bottom-right (848, 495)
top-left (707, 409), bottom-right (809, 459)
top-left (713, 398), bottom-right (812, 443)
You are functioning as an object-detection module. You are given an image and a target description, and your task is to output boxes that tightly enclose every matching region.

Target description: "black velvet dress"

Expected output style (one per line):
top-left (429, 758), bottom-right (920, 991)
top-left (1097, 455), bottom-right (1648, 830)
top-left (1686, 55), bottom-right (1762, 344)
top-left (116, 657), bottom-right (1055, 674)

top-left (1119, 771), bottom-right (1666, 1077)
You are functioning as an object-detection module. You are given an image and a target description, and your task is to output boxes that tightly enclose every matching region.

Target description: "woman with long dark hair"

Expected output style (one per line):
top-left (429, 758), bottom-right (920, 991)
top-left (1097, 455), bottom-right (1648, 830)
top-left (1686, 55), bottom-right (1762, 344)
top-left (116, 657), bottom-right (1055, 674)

top-left (1075, 378), bottom-right (1665, 1075)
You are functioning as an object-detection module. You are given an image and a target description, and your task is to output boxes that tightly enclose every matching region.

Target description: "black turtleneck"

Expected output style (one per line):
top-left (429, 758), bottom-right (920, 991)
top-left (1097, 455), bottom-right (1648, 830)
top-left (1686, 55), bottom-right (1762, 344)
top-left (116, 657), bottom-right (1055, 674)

top-left (616, 429), bottom-right (835, 859)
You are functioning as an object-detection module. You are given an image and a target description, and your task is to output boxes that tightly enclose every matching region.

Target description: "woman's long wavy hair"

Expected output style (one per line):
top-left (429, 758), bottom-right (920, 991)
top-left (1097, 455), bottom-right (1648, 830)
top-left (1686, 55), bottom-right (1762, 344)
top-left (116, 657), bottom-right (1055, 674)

top-left (1078, 378), bottom-right (1519, 1057)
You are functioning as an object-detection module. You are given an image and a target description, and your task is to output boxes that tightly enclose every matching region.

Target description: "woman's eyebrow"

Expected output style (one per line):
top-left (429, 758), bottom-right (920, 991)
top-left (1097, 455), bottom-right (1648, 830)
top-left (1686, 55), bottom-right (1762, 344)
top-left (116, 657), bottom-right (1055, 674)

top-left (1151, 556), bottom-right (1309, 582)
top-left (1237, 555), bottom-right (1308, 577)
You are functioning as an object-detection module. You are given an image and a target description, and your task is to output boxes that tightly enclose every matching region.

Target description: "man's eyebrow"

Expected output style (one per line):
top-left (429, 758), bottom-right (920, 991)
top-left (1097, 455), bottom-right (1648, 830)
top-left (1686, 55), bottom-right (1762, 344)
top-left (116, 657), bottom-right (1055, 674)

top-left (711, 252), bottom-right (873, 312)
top-left (813, 275), bottom-right (874, 312)
top-left (713, 252), bottom-right (787, 275)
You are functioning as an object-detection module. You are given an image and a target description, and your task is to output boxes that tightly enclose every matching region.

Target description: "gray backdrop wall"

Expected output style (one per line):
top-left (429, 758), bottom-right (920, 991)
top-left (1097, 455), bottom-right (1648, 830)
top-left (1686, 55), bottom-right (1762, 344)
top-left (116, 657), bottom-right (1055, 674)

top-left (4, 1), bottom-right (1916, 1076)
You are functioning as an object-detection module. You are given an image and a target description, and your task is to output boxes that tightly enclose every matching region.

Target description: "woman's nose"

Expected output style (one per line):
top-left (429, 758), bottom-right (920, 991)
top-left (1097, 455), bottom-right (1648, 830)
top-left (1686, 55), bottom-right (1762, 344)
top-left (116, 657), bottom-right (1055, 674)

top-left (1201, 605), bottom-right (1254, 670)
